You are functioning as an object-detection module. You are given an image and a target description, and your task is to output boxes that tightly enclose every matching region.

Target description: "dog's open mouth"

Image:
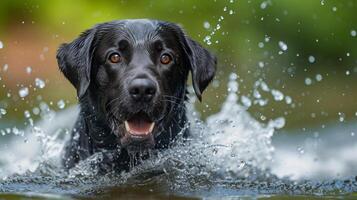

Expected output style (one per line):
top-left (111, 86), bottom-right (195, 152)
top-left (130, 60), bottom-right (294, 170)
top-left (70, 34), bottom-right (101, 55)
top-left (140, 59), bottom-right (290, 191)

top-left (124, 113), bottom-right (155, 137)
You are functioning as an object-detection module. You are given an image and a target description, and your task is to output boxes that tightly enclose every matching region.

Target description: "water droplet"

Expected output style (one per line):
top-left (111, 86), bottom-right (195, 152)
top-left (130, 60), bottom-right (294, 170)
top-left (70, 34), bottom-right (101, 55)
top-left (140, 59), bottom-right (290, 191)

top-left (346, 70), bottom-right (350, 75)
top-left (260, 1), bottom-right (268, 9)
top-left (2, 64), bottom-right (8, 72)
top-left (338, 112), bottom-right (345, 122)
top-left (258, 42), bottom-right (264, 48)
top-left (271, 89), bottom-right (284, 101)
top-left (0, 108), bottom-right (6, 115)
top-left (297, 147), bottom-right (305, 155)
top-left (26, 66), bottom-right (32, 74)
top-left (0, 41), bottom-right (3, 49)
top-left (285, 96), bottom-right (292, 104)
top-left (203, 21), bottom-right (210, 29)
top-left (305, 77), bottom-right (312, 85)
top-left (57, 99), bottom-right (66, 109)
top-left (19, 87), bottom-right (29, 98)
top-left (321, 0), bottom-right (325, 5)
top-left (32, 107), bottom-right (40, 115)
top-left (315, 74), bottom-right (323, 81)
top-left (203, 35), bottom-right (212, 45)
top-left (35, 78), bottom-right (45, 89)
top-left (241, 95), bottom-right (252, 107)
top-left (271, 117), bottom-right (285, 129)
top-left (229, 10), bottom-right (234, 15)
top-left (278, 41), bottom-right (288, 51)
top-left (332, 6), bottom-right (337, 12)
top-left (351, 132), bottom-right (355, 136)
top-left (265, 35), bottom-right (270, 42)
top-left (24, 110), bottom-right (31, 118)
top-left (258, 61), bottom-right (265, 68)
top-left (351, 30), bottom-right (357, 37)
top-left (308, 55), bottom-right (315, 63)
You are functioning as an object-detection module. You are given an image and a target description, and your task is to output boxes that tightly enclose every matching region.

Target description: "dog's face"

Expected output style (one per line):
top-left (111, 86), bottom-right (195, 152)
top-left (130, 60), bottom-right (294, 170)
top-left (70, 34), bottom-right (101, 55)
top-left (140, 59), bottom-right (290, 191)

top-left (57, 19), bottom-right (216, 150)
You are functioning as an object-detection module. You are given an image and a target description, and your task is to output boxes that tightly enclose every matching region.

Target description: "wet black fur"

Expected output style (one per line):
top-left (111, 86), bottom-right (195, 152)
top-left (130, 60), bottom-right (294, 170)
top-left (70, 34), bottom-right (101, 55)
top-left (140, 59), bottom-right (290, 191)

top-left (57, 19), bottom-right (216, 170)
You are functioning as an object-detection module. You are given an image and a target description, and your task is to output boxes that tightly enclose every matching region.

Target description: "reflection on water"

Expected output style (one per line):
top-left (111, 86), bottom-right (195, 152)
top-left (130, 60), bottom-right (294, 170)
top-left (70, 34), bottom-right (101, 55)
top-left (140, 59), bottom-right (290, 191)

top-left (0, 74), bottom-right (356, 199)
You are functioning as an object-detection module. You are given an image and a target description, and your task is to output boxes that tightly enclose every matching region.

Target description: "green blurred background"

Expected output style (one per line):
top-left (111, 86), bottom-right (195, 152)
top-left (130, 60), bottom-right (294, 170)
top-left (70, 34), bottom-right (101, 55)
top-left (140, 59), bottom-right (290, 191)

top-left (0, 0), bottom-right (356, 131)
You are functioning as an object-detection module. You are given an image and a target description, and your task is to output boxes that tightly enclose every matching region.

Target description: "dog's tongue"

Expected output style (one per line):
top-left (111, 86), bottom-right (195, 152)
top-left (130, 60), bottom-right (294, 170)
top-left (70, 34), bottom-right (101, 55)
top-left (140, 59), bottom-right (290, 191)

top-left (125, 117), bottom-right (154, 136)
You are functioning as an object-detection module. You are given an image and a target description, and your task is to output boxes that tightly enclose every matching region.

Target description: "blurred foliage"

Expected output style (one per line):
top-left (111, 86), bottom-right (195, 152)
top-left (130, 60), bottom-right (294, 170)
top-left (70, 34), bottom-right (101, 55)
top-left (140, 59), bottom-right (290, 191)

top-left (0, 0), bottom-right (357, 131)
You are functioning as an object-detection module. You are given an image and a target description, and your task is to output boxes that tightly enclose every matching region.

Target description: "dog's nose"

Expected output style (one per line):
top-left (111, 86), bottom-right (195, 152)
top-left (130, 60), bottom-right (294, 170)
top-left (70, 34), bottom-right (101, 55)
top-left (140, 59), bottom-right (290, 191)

top-left (129, 78), bottom-right (156, 102)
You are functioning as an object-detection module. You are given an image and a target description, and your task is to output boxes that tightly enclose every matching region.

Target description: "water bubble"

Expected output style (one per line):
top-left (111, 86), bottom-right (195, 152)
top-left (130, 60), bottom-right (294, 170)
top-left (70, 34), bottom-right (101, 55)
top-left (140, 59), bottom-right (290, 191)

top-left (351, 30), bottom-right (357, 37)
top-left (203, 21), bottom-right (210, 29)
top-left (57, 100), bottom-right (66, 109)
top-left (332, 6), bottom-right (337, 12)
top-left (305, 77), bottom-right (312, 85)
top-left (271, 89), bottom-right (284, 101)
top-left (308, 55), bottom-right (315, 63)
top-left (258, 61), bottom-right (265, 68)
top-left (315, 74), bottom-right (323, 81)
top-left (346, 70), bottom-right (350, 75)
top-left (241, 95), bottom-right (252, 107)
top-left (0, 41), bottom-right (3, 49)
top-left (258, 42), bottom-right (264, 48)
top-left (18, 87), bottom-right (29, 98)
top-left (26, 66), bottom-right (32, 74)
top-left (278, 41), bottom-right (288, 51)
top-left (35, 78), bottom-right (45, 89)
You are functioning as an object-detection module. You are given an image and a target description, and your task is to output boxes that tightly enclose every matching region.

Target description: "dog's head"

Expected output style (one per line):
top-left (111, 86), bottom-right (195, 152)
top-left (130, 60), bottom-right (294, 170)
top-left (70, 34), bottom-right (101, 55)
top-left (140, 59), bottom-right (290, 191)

top-left (57, 19), bottom-right (216, 150)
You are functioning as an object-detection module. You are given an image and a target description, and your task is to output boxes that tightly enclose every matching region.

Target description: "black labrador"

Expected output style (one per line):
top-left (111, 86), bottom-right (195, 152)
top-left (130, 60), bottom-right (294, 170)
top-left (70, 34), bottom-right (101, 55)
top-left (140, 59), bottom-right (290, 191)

top-left (57, 19), bottom-right (216, 170)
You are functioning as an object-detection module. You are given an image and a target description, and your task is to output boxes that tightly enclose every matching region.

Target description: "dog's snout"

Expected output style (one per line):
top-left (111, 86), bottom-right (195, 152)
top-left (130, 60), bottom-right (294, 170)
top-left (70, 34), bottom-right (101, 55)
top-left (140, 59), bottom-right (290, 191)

top-left (129, 78), bottom-right (156, 102)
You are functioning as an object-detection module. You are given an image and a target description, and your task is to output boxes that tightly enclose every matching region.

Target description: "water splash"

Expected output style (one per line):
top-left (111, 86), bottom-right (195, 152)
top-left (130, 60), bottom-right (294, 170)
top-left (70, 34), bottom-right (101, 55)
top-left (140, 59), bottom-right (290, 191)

top-left (0, 74), bottom-right (356, 197)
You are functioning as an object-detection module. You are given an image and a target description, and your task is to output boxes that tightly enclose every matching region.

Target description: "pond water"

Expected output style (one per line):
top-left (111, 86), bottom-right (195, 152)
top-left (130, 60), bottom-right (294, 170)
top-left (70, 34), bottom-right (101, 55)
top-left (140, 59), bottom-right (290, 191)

top-left (0, 75), bottom-right (356, 199)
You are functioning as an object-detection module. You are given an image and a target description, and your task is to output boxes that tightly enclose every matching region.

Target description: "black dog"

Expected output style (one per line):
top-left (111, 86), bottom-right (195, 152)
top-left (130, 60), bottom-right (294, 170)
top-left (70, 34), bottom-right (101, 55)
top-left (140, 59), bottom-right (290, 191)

top-left (57, 19), bottom-right (216, 170)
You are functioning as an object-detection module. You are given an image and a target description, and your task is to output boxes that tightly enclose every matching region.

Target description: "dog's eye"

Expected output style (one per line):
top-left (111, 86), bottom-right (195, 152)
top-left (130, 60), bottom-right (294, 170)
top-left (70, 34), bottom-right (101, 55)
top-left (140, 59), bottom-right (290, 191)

top-left (160, 54), bottom-right (172, 65)
top-left (109, 53), bottom-right (122, 63)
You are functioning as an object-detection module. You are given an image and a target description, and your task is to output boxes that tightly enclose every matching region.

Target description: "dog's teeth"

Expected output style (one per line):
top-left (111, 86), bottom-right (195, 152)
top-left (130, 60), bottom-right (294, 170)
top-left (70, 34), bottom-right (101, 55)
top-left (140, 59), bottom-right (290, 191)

top-left (124, 121), bottom-right (130, 132)
top-left (149, 123), bottom-right (155, 133)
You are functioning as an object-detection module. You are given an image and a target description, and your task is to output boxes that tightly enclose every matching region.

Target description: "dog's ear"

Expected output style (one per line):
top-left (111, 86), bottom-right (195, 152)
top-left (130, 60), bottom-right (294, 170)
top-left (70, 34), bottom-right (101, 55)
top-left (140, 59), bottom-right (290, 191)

top-left (164, 23), bottom-right (217, 101)
top-left (56, 28), bottom-right (96, 99)
top-left (183, 37), bottom-right (217, 101)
